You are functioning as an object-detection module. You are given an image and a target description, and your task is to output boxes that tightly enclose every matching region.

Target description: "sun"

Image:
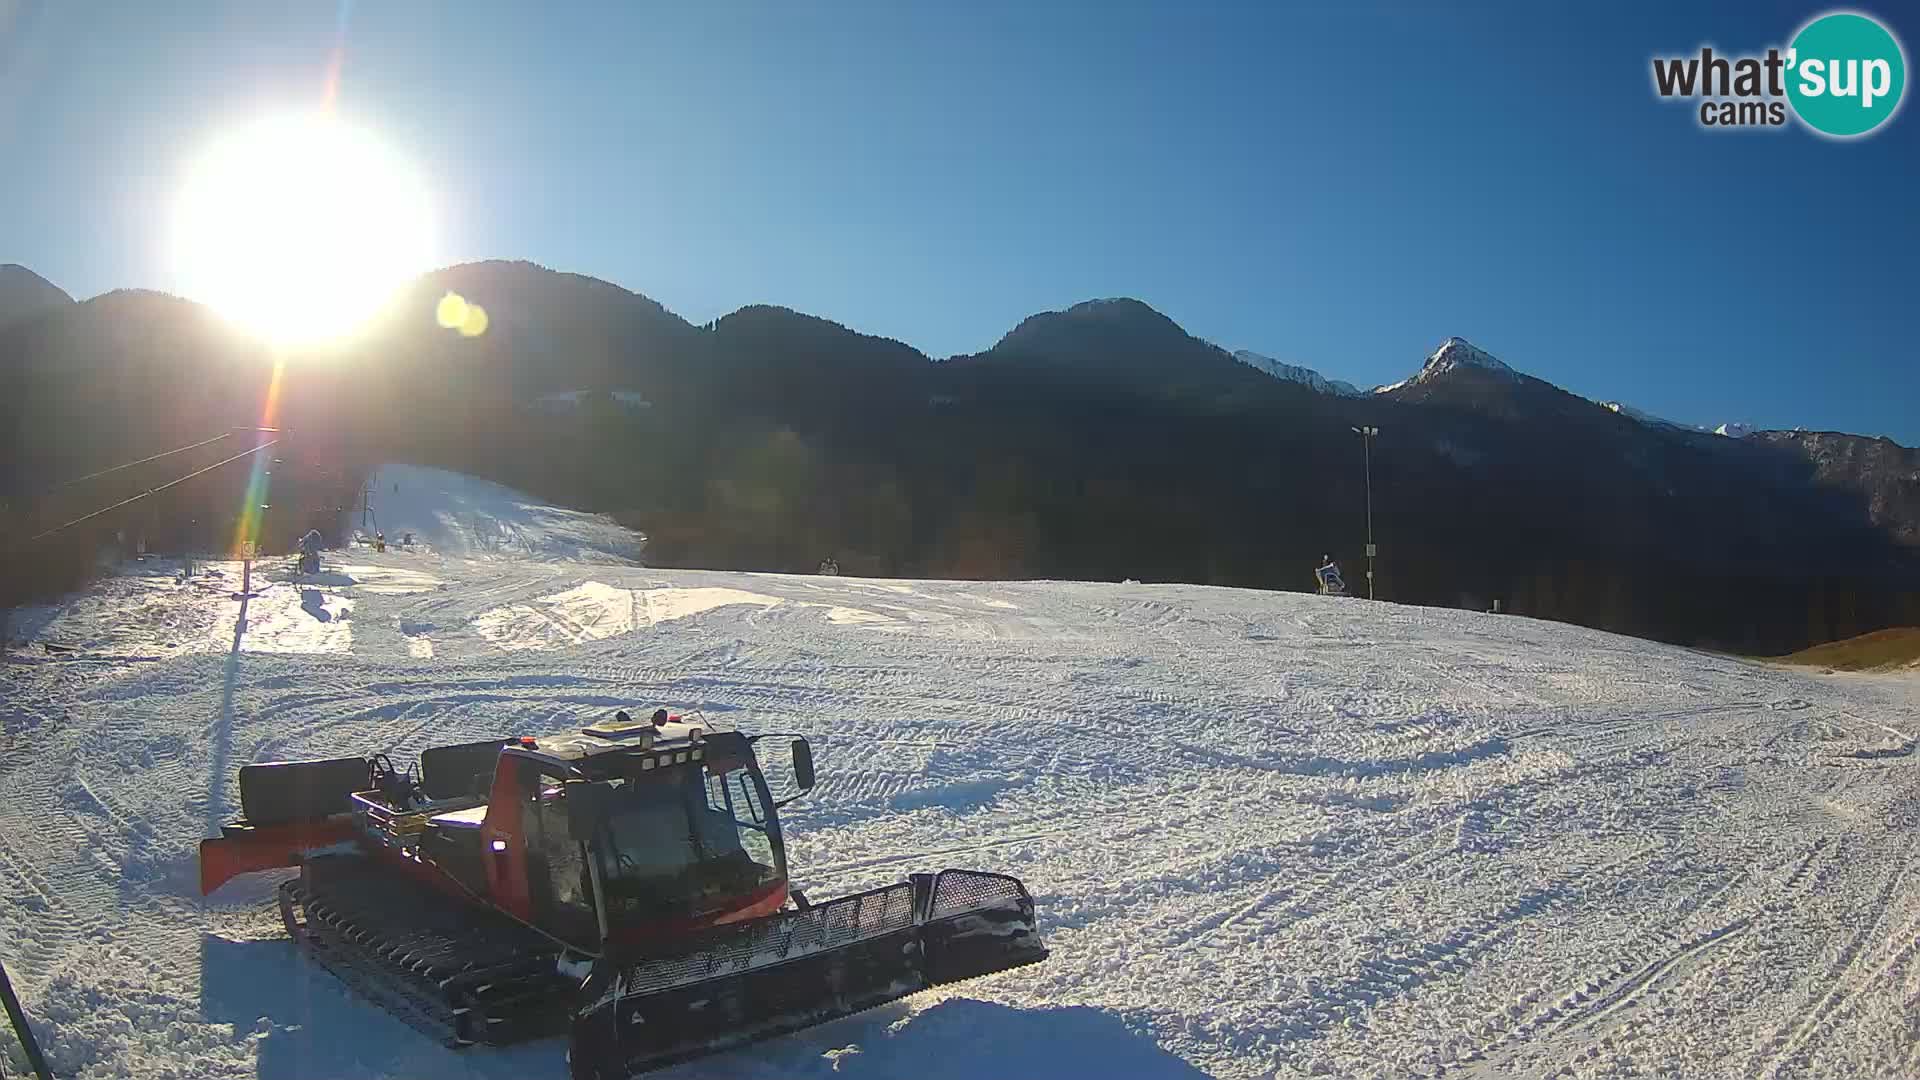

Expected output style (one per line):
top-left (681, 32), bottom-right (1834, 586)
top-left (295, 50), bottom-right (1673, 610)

top-left (172, 110), bottom-right (435, 346)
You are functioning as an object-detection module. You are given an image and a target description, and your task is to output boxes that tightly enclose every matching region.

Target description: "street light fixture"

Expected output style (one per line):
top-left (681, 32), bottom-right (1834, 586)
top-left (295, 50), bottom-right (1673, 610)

top-left (1350, 426), bottom-right (1378, 599)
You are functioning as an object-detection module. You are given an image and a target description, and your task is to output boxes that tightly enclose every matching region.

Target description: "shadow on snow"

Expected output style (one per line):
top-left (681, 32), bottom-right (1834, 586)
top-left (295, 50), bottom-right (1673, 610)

top-left (199, 934), bottom-right (556, 1079)
top-left (658, 996), bottom-right (1210, 1080)
top-left (202, 936), bottom-right (1204, 1080)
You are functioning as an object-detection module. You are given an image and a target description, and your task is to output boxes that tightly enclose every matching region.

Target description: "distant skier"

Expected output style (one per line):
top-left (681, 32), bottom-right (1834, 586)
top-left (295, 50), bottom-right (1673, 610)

top-left (297, 529), bottom-right (324, 575)
top-left (1315, 554), bottom-right (1347, 597)
top-left (374, 532), bottom-right (387, 553)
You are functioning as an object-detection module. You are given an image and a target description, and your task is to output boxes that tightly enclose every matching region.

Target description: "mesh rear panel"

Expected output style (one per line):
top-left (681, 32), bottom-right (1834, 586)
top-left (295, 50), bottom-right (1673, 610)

top-left (617, 882), bottom-right (916, 997)
top-left (929, 870), bottom-right (1026, 920)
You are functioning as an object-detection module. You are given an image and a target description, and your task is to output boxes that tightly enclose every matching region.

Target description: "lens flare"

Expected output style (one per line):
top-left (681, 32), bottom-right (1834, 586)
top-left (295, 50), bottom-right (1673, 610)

top-left (435, 292), bottom-right (468, 329)
top-left (435, 291), bottom-right (488, 337)
top-left (231, 360), bottom-right (286, 556)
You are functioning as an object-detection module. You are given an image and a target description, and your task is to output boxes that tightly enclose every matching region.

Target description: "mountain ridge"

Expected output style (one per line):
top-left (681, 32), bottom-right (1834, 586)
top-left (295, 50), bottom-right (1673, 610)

top-left (1230, 350), bottom-right (1364, 397)
top-left (0, 263), bottom-right (76, 330)
top-left (0, 260), bottom-right (1889, 447)
top-left (5, 258), bottom-right (1917, 656)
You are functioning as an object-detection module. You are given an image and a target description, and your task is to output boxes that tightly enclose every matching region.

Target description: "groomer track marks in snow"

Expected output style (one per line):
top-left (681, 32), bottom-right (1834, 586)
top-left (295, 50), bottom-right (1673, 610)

top-left (1758, 853), bottom-right (1915, 1078)
top-left (9, 466), bottom-right (1920, 1078)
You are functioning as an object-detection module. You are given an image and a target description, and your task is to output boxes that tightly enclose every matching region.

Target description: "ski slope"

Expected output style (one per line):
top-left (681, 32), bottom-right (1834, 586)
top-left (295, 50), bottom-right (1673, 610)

top-left (6, 473), bottom-right (1920, 1079)
top-left (361, 464), bottom-right (644, 564)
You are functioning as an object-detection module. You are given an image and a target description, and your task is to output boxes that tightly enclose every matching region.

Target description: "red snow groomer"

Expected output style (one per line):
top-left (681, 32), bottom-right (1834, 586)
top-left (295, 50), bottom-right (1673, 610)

top-left (199, 710), bottom-right (1047, 1077)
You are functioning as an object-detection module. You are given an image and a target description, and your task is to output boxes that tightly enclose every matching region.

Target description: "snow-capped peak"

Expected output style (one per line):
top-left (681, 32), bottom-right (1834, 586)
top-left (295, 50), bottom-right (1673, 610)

top-left (1417, 337), bottom-right (1516, 383)
top-left (1373, 337), bottom-right (1519, 393)
top-left (1602, 401), bottom-right (1688, 430)
top-left (1231, 350), bottom-right (1363, 397)
top-left (1601, 402), bottom-right (1757, 439)
top-left (1373, 339), bottom-right (1770, 438)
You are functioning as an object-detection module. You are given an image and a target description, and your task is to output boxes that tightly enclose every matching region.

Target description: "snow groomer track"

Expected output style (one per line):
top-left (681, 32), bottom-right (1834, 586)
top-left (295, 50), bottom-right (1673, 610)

top-left (6, 464), bottom-right (1920, 1079)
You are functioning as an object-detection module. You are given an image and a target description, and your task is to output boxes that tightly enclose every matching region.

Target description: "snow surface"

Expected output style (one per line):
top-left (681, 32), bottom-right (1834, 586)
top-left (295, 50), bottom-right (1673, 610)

top-left (7, 472), bottom-right (1920, 1079)
top-left (362, 464), bottom-right (644, 564)
top-left (1230, 351), bottom-right (1364, 398)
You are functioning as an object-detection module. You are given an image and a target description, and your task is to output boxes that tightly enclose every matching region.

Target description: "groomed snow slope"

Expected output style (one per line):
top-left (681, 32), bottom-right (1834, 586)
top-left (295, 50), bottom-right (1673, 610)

top-left (361, 464), bottom-right (643, 564)
top-left (6, 523), bottom-right (1920, 1077)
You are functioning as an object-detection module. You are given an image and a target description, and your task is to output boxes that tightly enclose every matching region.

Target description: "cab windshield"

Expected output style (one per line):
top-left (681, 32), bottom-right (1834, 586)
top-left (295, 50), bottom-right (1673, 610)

top-left (589, 764), bottom-right (780, 919)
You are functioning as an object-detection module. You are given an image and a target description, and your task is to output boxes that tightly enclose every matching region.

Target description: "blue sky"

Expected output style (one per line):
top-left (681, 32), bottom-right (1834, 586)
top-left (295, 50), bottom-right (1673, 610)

top-left (3, 1), bottom-right (1916, 440)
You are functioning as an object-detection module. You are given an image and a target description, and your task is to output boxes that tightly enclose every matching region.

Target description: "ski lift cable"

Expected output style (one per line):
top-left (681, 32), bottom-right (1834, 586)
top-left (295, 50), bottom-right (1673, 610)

top-left (11, 439), bottom-right (280, 551)
top-left (40, 431), bottom-right (235, 492)
top-left (37, 427), bottom-right (283, 494)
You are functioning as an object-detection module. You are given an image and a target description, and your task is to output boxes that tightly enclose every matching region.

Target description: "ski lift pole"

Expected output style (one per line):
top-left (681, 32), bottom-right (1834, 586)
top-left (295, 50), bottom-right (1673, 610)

top-left (1352, 425), bottom-right (1379, 600)
top-left (0, 956), bottom-right (54, 1080)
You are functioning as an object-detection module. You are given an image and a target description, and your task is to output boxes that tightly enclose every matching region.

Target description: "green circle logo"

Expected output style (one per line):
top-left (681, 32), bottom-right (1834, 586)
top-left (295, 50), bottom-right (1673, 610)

top-left (1787, 12), bottom-right (1906, 137)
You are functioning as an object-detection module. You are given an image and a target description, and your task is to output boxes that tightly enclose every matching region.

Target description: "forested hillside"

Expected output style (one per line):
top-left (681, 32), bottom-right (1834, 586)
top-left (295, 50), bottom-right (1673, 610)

top-left (4, 260), bottom-right (1915, 653)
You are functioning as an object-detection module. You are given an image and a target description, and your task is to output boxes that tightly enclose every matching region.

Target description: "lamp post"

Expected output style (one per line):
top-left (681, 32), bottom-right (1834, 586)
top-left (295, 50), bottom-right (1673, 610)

top-left (1350, 426), bottom-right (1378, 599)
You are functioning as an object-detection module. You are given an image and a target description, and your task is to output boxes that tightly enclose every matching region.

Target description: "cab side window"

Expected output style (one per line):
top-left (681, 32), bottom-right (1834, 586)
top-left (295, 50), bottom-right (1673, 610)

top-left (702, 766), bottom-right (773, 869)
top-left (731, 773), bottom-right (767, 825)
top-left (526, 772), bottom-right (596, 945)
